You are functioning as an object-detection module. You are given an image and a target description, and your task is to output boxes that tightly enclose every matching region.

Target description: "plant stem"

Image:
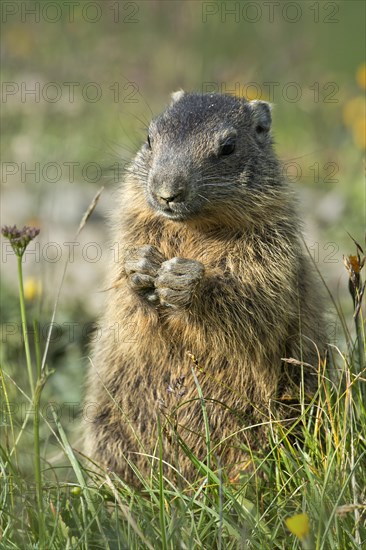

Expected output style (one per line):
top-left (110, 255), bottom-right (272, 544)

top-left (354, 305), bottom-right (365, 404)
top-left (33, 319), bottom-right (42, 379)
top-left (34, 378), bottom-right (45, 546)
top-left (17, 255), bottom-right (34, 396)
top-left (355, 315), bottom-right (365, 371)
top-left (17, 256), bottom-right (45, 544)
top-left (33, 319), bottom-right (44, 539)
top-left (157, 414), bottom-right (168, 550)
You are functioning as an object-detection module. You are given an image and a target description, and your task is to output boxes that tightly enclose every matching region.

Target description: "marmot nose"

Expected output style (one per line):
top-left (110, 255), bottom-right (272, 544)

top-left (157, 189), bottom-right (185, 205)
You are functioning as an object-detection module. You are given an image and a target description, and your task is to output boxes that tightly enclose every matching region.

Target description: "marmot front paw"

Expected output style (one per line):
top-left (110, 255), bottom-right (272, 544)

top-left (155, 257), bottom-right (204, 308)
top-left (124, 244), bottom-right (166, 302)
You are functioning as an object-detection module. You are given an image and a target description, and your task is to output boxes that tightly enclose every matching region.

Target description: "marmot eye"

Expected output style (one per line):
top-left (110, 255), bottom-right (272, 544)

top-left (147, 135), bottom-right (152, 149)
top-left (219, 137), bottom-right (236, 156)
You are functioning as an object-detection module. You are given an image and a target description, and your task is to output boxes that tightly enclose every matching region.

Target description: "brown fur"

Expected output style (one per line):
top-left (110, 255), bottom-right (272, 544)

top-left (84, 92), bottom-right (326, 483)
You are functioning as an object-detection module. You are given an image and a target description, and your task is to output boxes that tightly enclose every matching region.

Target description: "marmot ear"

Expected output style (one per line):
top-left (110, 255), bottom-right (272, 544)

top-left (170, 90), bottom-right (185, 104)
top-left (248, 100), bottom-right (272, 142)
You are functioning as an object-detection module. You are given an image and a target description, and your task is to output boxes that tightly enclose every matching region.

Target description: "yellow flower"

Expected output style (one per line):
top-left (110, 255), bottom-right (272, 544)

top-left (225, 81), bottom-right (269, 101)
top-left (356, 63), bottom-right (366, 90)
top-left (285, 513), bottom-right (310, 540)
top-left (24, 277), bottom-right (42, 302)
top-left (352, 117), bottom-right (366, 149)
top-left (342, 96), bottom-right (365, 127)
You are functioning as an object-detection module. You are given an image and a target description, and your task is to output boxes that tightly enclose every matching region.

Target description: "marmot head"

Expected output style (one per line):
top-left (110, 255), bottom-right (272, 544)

top-left (131, 91), bottom-right (282, 226)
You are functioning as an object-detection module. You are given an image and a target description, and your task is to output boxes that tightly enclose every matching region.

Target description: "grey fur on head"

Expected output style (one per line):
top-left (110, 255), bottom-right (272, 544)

top-left (132, 92), bottom-right (278, 226)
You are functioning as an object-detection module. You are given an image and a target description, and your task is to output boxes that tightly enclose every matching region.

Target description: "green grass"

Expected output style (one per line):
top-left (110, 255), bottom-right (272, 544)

top-left (0, 219), bottom-right (365, 549)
